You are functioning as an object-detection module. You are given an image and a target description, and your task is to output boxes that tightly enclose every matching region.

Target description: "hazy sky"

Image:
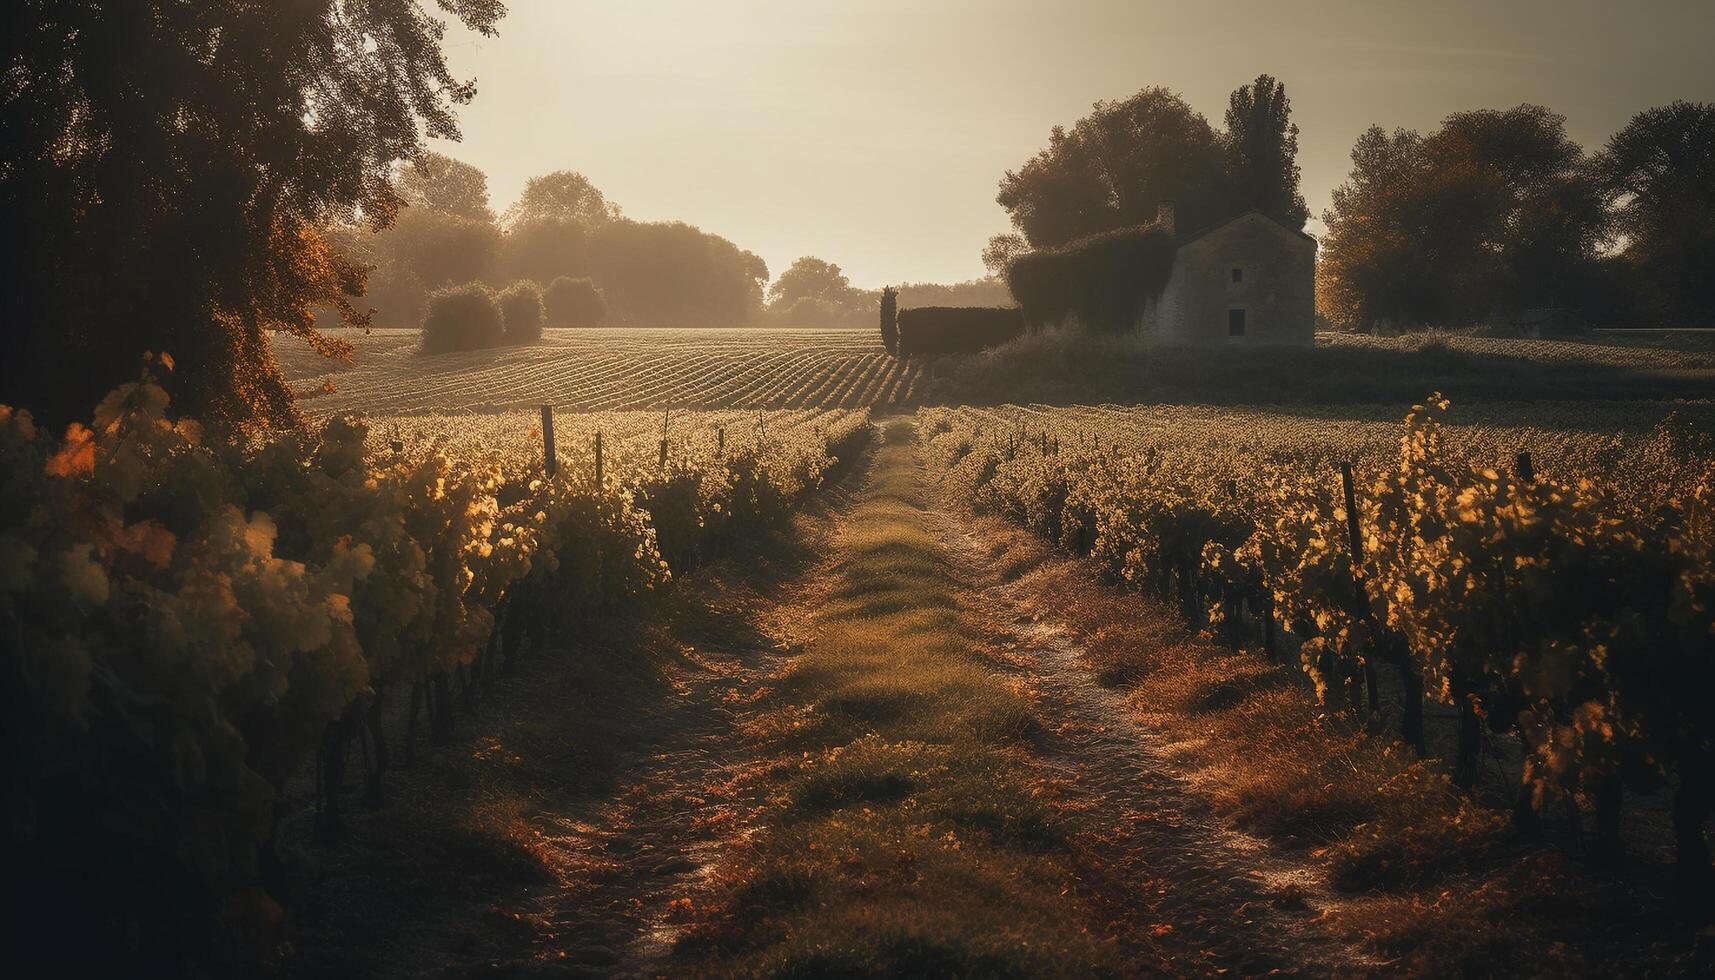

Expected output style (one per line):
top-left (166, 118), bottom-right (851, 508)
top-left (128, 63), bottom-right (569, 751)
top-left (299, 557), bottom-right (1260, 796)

top-left (431, 0), bottom-right (1714, 289)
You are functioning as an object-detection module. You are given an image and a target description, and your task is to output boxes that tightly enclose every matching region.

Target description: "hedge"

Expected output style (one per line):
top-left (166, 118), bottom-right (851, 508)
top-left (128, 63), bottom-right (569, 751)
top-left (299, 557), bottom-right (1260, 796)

top-left (498, 280), bottom-right (545, 344)
top-left (1006, 225), bottom-right (1177, 333)
top-left (895, 306), bottom-right (1025, 356)
top-left (420, 282), bottom-right (505, 353)
top-left (543, 275), bottom-right (607, 327)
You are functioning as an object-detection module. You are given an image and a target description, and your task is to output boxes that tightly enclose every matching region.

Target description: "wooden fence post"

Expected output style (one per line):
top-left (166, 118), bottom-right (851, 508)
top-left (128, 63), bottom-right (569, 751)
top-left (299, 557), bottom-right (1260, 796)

top-left (594, 431), bottom-right (603, 488)
top-left (540, 405), bottom-right (556, 476)
top-left (1515, 450), bottom-right (1534, 483)
top-left (717, 426), bottom-right (725, 457)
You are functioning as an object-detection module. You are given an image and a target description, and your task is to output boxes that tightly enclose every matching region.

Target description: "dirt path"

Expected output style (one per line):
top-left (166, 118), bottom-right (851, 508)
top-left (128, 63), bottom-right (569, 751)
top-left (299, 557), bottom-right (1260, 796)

top-left (296, 427), bottom-right (1380, 977)
top-left (933, 510), bottom-right (1383, 976)
top-left (293, 422), bottom-right (1698, 977)
top-left (478, 478), bottom-right (860, 978)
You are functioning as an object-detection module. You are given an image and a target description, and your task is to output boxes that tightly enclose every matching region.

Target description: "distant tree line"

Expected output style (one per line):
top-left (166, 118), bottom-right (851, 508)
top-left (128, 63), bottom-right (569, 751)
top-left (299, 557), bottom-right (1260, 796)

top-left (330, 158), bottom-right (770, 332)
top-left (1320, 101), bottom-right (1715, 330)
top-left (992, 75), bottom-right (1714, 331)
top-left (763, 256), bottom-right (1012, 327)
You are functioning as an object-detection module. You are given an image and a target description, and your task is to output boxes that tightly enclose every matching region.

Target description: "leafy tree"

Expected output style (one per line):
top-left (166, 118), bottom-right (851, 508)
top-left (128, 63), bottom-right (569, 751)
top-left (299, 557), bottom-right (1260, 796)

top-left (1319, 106), bottom-right (1608, 330)
top-left (1597, 101), bottom-right (1715, 325)
top-left (981, 233), bottom-right (1029, 277)
top-left (499, 217), bottom-right (592, 287)
top-left (768, 256), bottom-right (859, 308)
top-left (543, 276), bottom-right (607, 327)
top-left (497, 281), bottom-right (545, 344)
top-left (587, 221), bottom-right (768, 326)
top-left (503, 170), bottom-right (622, 228)
top-left (0, 0), bottom-right (505, 431)
top-left (997, 87), bottom-right (1228, 248)
top-left (1223, 74), bottom-right (1309, 229)
top-left (397, 151), bottom-right (495, 223)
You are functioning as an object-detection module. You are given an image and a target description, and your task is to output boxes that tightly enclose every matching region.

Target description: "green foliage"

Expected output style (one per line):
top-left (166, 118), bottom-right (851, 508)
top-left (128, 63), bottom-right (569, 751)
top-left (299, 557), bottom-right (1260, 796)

top-left (420, 283), bottom-right (505, 353)
top-left (543, 276), bottom-right (608, 327)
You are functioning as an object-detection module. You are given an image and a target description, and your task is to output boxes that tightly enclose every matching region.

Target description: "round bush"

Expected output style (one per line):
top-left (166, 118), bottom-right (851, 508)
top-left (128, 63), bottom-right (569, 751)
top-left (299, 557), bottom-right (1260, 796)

top-left (543, 275), bottom-right (607, 327)
top-left (498, 280), bottom-right (545, 344)
top-left (420, 282), bottom-right (505, 353)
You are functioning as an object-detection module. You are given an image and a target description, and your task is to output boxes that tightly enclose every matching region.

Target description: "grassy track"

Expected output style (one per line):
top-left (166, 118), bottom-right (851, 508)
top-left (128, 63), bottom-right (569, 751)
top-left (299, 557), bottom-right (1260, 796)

top-left (682, 420), bottom-right (1118, 975)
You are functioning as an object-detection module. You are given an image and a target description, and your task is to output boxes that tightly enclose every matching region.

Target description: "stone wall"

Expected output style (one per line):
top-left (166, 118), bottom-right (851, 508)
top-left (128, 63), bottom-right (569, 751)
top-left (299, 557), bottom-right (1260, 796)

top-left (1138, 213), bottom-right (1316, 345)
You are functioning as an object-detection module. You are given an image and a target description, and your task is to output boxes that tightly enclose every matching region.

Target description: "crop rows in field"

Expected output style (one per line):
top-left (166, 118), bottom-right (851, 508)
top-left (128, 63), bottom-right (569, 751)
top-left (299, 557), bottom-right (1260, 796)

top-left (927, 399), bottom-right (1715, 509)
top-left (277, 327), bottom-right (922, 415)
top-left (1320, 329), bottom-right (1715, 370)
top-left (919, 395), bottom-right (1715, 887)
top-left (368, 407), bottom-right (870, 484)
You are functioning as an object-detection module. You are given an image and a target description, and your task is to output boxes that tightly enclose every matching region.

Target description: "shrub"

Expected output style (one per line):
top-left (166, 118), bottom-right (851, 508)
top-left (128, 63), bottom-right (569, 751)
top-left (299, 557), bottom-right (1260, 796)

top-left (895, 306), bottom-right (1026, 356)
top-left (1006, 225), bottom-right (1176, 333)
top-left (543, 275), bottom-right (607, 327)
top-left (420, 282), bottom-right (504, 353)
top-left (497, 280), bottom-right (545, 344)
top-left (880, 286), bottom-right (899, 354)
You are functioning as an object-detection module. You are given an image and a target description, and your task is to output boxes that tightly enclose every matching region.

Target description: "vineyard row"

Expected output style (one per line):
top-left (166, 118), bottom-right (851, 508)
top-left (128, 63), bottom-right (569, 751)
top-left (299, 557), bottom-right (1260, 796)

top-left (0, 364), bottom-right (870, 959)
top-left (918, 398), bottom-right (1715, 897)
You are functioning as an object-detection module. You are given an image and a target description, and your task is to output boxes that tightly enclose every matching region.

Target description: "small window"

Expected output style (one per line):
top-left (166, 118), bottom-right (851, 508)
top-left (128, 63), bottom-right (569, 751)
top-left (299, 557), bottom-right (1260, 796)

top-left (1231, 267), bottom-right (1243, 283)
top-left (1228, 309), bottom-right (1247, 336)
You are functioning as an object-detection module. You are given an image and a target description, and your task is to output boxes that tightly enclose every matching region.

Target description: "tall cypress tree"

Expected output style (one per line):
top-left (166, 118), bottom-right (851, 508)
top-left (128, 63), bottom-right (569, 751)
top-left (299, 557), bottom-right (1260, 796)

top-left (1223, 74), bottom-right (1310, 229)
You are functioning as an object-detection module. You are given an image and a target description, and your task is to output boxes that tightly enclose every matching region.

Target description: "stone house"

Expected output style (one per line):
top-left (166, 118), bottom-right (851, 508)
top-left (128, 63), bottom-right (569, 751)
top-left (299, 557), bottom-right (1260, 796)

top-left (1137, 204), bottom-right (1317, 345)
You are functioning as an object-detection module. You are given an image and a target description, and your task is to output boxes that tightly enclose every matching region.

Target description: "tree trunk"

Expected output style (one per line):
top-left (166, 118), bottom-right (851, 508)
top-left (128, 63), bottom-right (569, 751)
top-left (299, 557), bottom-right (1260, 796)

top-left (1674, 753), bottom-right (1713, 903)
top-left (315, 706), bottom-right (360, 845)
top-left (1513, 783), bottom-right (1542, 839)
top-left (1261, 593), bottom-right (1277, 663)
top-left (405, 680), bottom-right (424, 768)
top-left (430, 671), bottom-right (455, 743)
top-left (1397, 656), bottom-right (1426, 757)
top-left (364, 687), bottom-right (389, 805)
top-left (1592, 773), bottom-right (1624, 866)
top-left (1452, 672), bottom-right (1482, 789)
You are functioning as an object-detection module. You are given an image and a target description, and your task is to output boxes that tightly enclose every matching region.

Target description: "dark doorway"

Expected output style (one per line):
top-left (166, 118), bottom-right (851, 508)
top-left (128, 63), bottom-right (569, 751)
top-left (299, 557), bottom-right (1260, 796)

top-left (1228, 308), bottom-right (1246, 336)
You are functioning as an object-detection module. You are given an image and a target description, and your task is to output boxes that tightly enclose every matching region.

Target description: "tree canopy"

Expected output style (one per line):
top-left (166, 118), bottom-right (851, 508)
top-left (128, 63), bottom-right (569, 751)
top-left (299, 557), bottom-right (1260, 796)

top-left (768, 257), bottom-right (859, 308)
top-left (1597, 101), bottom-right (1715, 325)
top-left (0, 0), bottom-right (505, 430)
top-left (1223, 74), bottom-right (1309, 229)
top-left (993, 76), bottom-right (1310, 259)
top-left (397, 151), bottom-right (496, 223)
top-left (503, 170), bottom-right (622, 228)
top-left (1318, 105), bottom-right (1611, 329)
top-left (996, 87), bottom-right (1228, 249)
